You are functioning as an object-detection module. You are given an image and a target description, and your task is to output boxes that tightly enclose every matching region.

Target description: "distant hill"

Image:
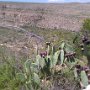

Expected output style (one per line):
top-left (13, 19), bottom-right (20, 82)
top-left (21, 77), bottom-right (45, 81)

top-left (0, 3), bottom-right (90, 31)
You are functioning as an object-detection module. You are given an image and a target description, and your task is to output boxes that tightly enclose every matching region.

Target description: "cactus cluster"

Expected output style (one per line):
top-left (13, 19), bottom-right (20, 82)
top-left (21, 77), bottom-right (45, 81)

top-left (74, 65), bottom-right (89, 89)
top-left (16, 60), bottom-right (40, 90)
top-left (16, 41), bottom-right (90, 90)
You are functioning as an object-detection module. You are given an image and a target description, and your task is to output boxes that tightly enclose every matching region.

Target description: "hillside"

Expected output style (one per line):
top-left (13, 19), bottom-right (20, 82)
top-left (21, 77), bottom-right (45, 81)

top-left (0, 2), bottom-right (90, 90)
top-left (0, 2), bottom-right (90, 60)
top-left (0, 3), bottom-right (90, 31)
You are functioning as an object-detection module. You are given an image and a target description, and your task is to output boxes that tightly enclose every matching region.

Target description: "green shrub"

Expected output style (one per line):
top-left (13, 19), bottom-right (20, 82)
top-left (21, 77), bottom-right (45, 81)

top-left (82, 18), bottom-right (90, 32)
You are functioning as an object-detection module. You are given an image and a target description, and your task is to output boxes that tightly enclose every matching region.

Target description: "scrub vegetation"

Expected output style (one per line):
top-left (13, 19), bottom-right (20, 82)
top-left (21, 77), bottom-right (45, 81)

top-left (0, 2), bottom-right (90, 90)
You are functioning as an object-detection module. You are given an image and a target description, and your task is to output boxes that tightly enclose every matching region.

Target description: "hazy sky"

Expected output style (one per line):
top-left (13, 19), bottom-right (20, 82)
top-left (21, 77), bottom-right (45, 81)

top-left (0, 0), bottom-right (90, 3)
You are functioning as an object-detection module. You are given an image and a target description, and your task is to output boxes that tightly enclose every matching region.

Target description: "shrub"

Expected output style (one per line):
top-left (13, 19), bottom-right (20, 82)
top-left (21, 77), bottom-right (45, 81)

top-left (82, 18), bottom-right (90, 32)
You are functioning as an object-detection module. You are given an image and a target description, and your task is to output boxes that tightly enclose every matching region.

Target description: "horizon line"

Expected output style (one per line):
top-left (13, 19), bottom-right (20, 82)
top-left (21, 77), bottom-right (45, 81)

top-left (0, 1), bottom-right (90, 4)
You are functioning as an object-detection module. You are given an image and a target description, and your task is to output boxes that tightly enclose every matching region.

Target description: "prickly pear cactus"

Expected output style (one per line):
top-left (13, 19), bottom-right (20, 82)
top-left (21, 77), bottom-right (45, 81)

top-left (51, 50), bottom-right (60, 67)
top-left (60, 49), bottom-right (64, 65)
top-left (24, 60), bottom-right (31, 74)
top-left (81, 71), bottom-right (88, 87)
top-left (16, 73), bottom-right (26, 83)
top-left (33, 73), bottom-right (40, 85)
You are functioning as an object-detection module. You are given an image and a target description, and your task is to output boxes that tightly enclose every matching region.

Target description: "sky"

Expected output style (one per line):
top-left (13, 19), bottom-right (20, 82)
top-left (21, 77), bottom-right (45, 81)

top-left (0, 0), bottom-right (90, 3)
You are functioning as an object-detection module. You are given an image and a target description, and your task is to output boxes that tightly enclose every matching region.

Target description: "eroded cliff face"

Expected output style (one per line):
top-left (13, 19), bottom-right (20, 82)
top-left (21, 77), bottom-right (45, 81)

top-left (0, 3), bottom-right (90, 31)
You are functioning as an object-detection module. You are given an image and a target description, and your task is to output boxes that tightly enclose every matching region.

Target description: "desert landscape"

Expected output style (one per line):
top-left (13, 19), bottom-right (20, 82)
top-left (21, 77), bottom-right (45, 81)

top-left (1, 2), bottom-right (84, 58)
top-left (0, 2), bottom-right (90, 90)
top-left (0, 3), bottom-right (90, 31)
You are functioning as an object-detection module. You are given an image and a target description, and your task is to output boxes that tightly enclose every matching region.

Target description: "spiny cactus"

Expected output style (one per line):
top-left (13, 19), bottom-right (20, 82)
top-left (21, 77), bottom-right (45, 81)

top-left (16, 59), bottom-right (41, 90)
top-left (74, 65), bottom-right (90, 89)
top-left (17, 73), bottom-right (26, 83)
top-left (33, 72), bottom-right (40, 85)
top-left (24, 60), bottom-right (31, 74)
top-left (81, 71), bottom-right (88, 88)
top-left (60, 49), bottom-right (64, 65)
top-left (16, 41), bottom-right (86, 90)
top-left (51, 50), bottom-right (60, 68)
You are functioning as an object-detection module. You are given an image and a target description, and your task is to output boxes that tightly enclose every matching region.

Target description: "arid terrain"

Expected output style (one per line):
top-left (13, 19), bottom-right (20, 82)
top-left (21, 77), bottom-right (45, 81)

top-left (0, 2), bottom-right (90, 31)
top-left (0, 2), bottom-right (90, 59)
top-left (0, 2), bottom-right (90, 90)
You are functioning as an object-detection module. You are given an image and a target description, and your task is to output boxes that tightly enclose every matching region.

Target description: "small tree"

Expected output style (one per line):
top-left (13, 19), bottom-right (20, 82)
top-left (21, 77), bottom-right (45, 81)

top-left (82, 18), bottom-right (90, 32)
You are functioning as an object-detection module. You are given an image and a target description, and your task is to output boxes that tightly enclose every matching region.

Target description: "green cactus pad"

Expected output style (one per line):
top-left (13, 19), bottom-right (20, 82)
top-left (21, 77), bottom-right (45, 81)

top-left (33, 73), bottom-right (40, 85)
top-left (17, 73), bottom-right (26, 83)
top-left (81, 71), bottom-right (88, 87)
